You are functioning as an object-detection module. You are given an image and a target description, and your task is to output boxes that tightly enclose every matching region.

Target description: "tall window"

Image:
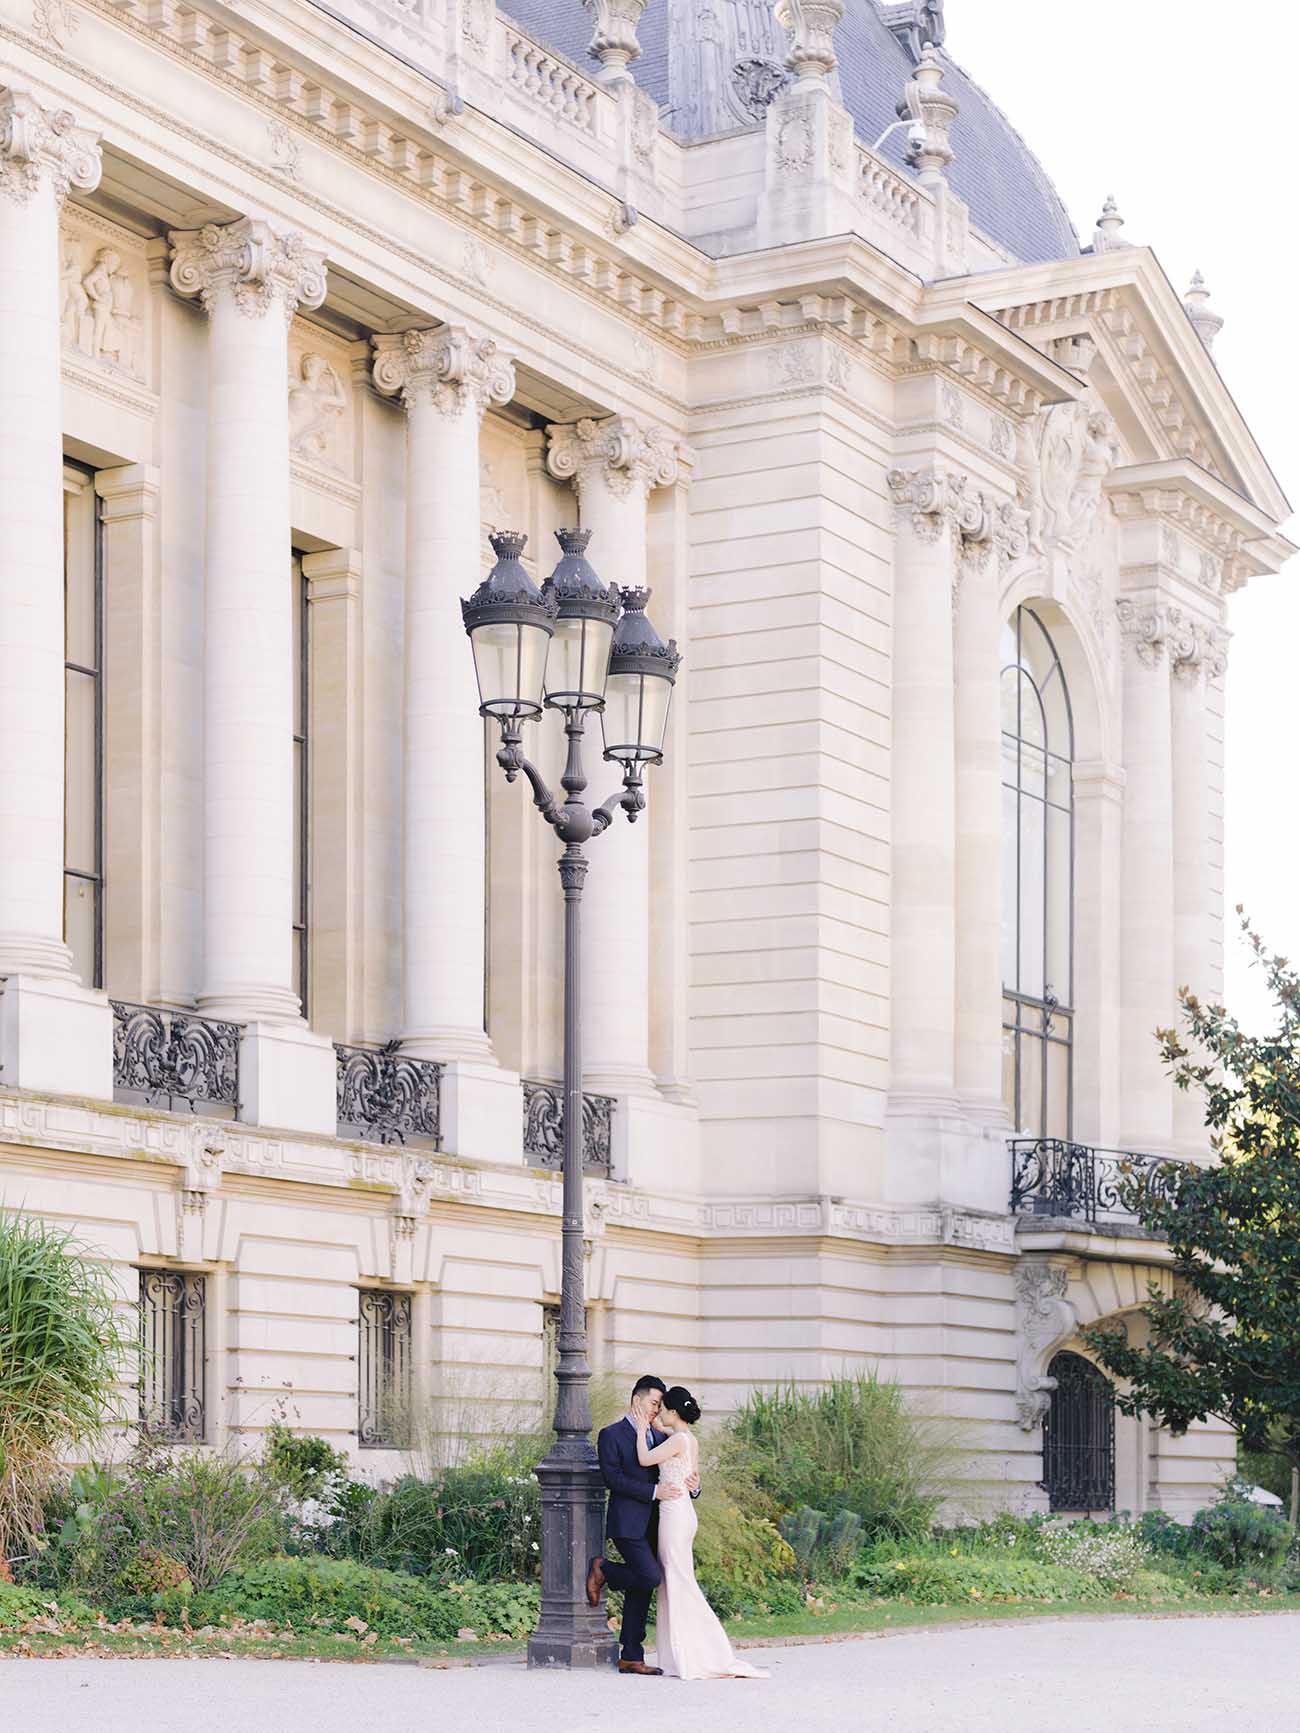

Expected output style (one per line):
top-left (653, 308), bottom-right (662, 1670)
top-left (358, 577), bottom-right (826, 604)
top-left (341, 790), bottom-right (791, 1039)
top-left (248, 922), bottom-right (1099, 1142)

top-left (1043, 1351), bottom-right (1115, 1513)
top-left (358, 1289), bottom-right (412, 1448)
top-left (139, 1270), bottom-right (207, 1442)
top-left (291, 555), bottom-right (310, 1016)
top-left (63, 465), bottom-right (103, 987)
top-left (1001, 606), bottom-right (1074, 1138)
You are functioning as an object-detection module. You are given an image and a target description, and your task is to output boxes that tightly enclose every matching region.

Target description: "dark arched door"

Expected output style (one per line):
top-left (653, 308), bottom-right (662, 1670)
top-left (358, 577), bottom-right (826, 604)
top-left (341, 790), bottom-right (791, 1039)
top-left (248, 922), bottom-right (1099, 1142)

top-left (1043, 1351), bottom-right (1115, 1512)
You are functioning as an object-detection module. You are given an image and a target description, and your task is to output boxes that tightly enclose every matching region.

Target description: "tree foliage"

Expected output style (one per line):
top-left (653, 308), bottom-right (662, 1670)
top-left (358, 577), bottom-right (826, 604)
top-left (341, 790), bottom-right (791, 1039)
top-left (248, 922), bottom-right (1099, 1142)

top-left (1084, 916), bottom-right (1300, 1493)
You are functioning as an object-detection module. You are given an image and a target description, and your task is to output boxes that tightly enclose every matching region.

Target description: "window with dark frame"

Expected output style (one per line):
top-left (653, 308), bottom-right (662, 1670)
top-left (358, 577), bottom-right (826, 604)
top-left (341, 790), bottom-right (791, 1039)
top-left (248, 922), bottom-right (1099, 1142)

top-left (63, 464), bottom-right (104, 989)
top-left (357, 1288), bottom-right (412, 1448)
top-left (138, 1269), bottom-right (207, 1443)
top-left (1043, 1350), bottom-right (1116, 1513)
top-left (1000, 606), bottom-right (1075, 1140)
top-left (291, 554), bottom-right (310, 1018)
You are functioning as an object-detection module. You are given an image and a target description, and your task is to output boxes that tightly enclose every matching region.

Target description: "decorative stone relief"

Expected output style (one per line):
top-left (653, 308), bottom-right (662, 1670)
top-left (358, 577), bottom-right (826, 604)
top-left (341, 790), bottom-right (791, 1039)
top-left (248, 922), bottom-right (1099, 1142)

top-left (1028, 400), bottom-right (1121, 553)
top-left (547, 414), bottom-right (688, 501)
top-left (887, 465), bottom-right (991, 553)
top-left (169, 217), bottom-right (327, 323)
top-left (460, 0), bottom-right (492, 55)
top-left (940, 379), bottom-right (963, 428)
top-left (1116, 595), bottom-right (1175, 668)
top-left (33, 0), bottom-right (78, 47)
top-left (59, 217), bottom-right (147, 380)
top-left (462, 234), bottom-right (492, 285)
top-left (1171, 617), bottom-right (1229, 686)
top-left (774, 98), bottom-right (816, 171)
top-left (373, 324), bottom-right (516, 419)
top-left (0, 89), bottom-right (101, 206)
top-left (732, 56), bottom-right (791, 118)
top-left (268, 119), bottom-right (303, 182)
top-left (768, 342), bottom-right (818, 387)
top-left (990, 414), bottom-right (1014, 460)
top-left (288, 341), bottom-right (350, 469)
top-left (669, 0), bottom-right (793, 135)
top-left (1014, 1258), bottom-right (1076, 1431)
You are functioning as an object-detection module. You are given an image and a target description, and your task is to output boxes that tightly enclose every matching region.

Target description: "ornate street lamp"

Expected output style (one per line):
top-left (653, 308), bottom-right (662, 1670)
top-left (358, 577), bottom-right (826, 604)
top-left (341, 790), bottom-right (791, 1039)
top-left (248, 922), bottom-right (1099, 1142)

top-left (462, 527), bottom-right (679, 1670)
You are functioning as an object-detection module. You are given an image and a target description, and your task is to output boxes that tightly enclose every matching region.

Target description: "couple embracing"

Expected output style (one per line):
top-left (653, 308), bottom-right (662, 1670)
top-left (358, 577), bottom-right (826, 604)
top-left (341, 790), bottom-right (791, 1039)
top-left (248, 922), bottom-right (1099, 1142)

top-left (587, 1375), bottom-right (768, 1681)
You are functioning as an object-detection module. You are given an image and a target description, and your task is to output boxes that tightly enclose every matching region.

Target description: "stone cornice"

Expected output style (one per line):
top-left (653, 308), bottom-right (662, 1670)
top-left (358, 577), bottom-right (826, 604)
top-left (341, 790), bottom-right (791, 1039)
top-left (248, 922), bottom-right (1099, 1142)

top-left (1105, 459), bottom-right (1296, 594)
top-left (0, 87), bottom-right (100, 205)
top-left (169, 217), bottom-right (326, 322)
top-left (372, 325), bottom-right (516, 418)
top-left (547, 414), bottom-right (689, 498)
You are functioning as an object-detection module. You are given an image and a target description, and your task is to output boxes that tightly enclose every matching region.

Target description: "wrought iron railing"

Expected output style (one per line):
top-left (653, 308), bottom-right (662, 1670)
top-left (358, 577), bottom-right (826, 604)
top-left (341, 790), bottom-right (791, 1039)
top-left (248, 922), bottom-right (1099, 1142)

top-left (336, 1041), bottom-right (442, 1149)
top-left (1010, 1138), bottom-right (1184, 1227)
top-left (523, 1079), bottom-right (614, 1177)
top-left (111, 1001), bottom-right (241, 1116)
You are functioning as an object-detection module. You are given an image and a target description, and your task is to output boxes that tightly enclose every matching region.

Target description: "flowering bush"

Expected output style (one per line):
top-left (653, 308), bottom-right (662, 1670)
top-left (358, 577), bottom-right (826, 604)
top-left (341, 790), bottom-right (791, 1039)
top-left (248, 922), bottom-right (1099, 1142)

top-left (1034, 1520), bottom-right (1147, 1590)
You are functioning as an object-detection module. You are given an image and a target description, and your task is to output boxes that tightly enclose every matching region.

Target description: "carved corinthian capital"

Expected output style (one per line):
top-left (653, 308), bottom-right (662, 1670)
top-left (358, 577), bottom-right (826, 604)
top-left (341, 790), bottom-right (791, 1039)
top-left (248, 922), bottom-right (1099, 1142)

top-left (371, 326), bottom-right (516, 418)
top-left (0, 89), bottom-right (101, 207)
top-left (1116, 594), bottom-right (1174, 669)
top-left (168, 217), bottom-right (327, 323)
top-left (1171, 618), bottom-right (1230, 686)
top-left (582, 0), bottom-right (650, 81)
top-left (773, 0), bottom-right (845, 84)
top-left (887, 466), bottom-right (990, 550)
top-left (547, 415), bottom-right (688, 501)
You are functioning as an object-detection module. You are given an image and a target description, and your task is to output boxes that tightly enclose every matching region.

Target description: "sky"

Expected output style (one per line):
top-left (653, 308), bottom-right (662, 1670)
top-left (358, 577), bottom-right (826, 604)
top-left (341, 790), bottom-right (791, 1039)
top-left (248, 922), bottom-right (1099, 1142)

top-left (944, 0), bottom-right (1300, 1033)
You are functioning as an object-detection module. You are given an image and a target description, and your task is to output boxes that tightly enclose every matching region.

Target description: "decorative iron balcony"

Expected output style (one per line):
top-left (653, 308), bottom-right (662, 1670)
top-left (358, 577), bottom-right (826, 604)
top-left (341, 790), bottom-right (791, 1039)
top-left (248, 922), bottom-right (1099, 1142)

top-left (111, 1001), bottom-right (240, 1116)
top-left (335, 1041), bottom-right (442, 1149)
top-left (1010, 1138), bottom-right (1183, 1228)
top-left (523, 1079), bottom-right (614, 1177)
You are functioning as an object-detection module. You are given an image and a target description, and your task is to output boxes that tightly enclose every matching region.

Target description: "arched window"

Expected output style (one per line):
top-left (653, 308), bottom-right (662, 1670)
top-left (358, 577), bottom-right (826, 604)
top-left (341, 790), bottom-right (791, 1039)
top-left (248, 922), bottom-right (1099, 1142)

top-left (1001, 607), bottom-right (1074, 1138)
top-left (1043, 1351), bottom-right (1115, 1512)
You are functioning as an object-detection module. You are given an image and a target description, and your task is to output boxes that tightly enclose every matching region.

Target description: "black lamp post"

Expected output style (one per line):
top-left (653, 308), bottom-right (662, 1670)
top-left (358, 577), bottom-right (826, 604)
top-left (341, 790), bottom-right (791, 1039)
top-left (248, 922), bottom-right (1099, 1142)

top-left (462, 528), bottom-right (680, 1670)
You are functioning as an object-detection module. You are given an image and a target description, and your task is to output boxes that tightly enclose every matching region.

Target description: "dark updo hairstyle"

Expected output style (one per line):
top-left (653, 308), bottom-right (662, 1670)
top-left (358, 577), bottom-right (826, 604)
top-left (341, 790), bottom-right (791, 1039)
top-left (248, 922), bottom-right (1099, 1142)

top-left (662, 1385), bottom-right (701, 1426)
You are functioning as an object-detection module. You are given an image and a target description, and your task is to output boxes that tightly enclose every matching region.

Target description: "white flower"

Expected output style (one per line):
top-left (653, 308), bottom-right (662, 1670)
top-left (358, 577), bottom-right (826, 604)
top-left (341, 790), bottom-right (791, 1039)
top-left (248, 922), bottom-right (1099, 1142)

top-left (531, 1542), bottom-right (539, 1552)
top-left (445, 1547), bottom-right (459, 1557)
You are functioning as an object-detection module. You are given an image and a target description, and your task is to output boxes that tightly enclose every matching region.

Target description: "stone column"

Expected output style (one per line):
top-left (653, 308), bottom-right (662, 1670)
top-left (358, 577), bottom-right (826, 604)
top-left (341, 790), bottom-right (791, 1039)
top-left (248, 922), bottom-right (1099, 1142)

top-left (953, 521), bottom-right (1009, 1127)
top-left (0, 90), bottom-right (111, 1097)
top-left (546, 416), bottom-right (685, 1101)
top-left (1116, 595), bottom-right (1176, 1151)
top-left (1170, 621), bottom-right (1224, 1157)
top-left (169, 217), bottom-right (335, 1133)
top-left (372, 326), bottom-right (522, 1161)
top-left (883, 469), bottom-right (964, 1197)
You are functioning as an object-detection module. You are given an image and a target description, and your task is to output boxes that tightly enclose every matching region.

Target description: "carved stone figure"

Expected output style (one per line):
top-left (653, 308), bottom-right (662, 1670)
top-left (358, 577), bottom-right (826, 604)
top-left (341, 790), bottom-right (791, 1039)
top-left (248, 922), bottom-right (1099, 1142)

top-left (732, 56), bottom-right (790, 119)
top-left (60, 241), bottom-right (140, 373)
top-left (1014, 1258), bottom-right (1076, 1430)
top-left (1035, 400), bottom-right (1121, 551)
top-left (289, 351), bottom-right (347, 465)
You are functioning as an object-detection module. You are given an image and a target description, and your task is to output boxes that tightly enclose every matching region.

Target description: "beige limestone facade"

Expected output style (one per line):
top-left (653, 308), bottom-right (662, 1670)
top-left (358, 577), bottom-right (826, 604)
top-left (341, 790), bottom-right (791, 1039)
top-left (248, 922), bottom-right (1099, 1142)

top-left (0, 0), bottom-right (1292, 1516)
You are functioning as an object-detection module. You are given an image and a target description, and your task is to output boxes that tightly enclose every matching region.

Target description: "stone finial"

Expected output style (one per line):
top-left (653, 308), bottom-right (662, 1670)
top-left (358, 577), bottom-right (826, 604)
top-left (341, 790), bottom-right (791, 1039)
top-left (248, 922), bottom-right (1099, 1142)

top-left (372, 325), bottom-right (516, 418)
top-left (898, 44), bottom-right (958, 182)
top-left (1092, 193), bottom-right (1129, 253)
top-left (1184, 270), bottom-right (1225, 353)
top-left (0, 88), bottom-right (101, 206)
top-left (773, 0), bottom-right (845, 87)
top-left (582, 0), bottom-right (651, 83)
top-left (169, 217), bottom-right (326, 321)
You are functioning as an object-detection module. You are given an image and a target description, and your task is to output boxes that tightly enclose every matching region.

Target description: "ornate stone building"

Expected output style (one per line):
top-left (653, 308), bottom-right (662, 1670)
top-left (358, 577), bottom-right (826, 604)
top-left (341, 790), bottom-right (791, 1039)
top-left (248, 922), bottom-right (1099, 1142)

top-left (0, 0), bottom-right (1291, 1514)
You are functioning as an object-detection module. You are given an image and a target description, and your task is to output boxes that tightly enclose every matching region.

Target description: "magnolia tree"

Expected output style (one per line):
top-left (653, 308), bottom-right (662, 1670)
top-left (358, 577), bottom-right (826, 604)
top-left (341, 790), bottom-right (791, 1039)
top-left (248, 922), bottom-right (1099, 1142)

top-left (1085, 916), bottom-right (1300, 1527)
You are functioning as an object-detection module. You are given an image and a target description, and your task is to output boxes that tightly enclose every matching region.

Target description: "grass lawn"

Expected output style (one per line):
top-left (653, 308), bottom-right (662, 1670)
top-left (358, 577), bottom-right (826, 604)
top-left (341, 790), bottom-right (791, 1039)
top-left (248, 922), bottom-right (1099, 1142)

top-left (4, 1591), bottom-right (1298, 1662)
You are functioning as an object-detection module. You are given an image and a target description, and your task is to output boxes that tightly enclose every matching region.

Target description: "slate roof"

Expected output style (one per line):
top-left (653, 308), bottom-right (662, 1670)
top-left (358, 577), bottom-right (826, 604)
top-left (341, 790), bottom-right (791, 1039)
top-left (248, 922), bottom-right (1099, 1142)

top-left (500, 0), bottom-right (1080, 266)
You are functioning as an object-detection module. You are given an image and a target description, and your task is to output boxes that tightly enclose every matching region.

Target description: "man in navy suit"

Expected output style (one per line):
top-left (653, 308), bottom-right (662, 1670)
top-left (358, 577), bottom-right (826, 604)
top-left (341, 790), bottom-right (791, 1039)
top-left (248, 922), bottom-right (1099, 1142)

top-left (586, 1374), bottom-right (698, 1675)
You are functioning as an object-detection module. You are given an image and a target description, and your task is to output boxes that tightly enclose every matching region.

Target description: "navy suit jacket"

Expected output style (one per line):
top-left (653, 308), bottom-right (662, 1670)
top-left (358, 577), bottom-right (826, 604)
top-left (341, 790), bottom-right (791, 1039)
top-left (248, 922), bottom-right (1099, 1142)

top-left (597, 1417), bottom-right (664, 1541)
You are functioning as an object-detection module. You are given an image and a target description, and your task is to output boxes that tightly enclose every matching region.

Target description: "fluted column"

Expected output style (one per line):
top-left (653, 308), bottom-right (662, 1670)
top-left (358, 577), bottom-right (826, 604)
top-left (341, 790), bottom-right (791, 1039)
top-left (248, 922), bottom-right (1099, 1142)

top-left (1117, 595), bottom-right (1176, 1150)
top-left (169, 218), bottom-right (326, 1022)
top-left (0, 92), bottom-right (100, 976)
top-left (1170, 620), bottom-right (1225, 1156)
top-left (372, 327), bottom-right (515, 1062)
top-left (546, 416), bottom-right (685, 1097)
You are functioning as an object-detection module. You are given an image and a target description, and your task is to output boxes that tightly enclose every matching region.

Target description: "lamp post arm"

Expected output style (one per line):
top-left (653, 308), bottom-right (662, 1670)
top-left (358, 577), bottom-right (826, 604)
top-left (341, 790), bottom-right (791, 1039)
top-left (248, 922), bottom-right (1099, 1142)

top-left (496, 724), bottom-right (564, 831)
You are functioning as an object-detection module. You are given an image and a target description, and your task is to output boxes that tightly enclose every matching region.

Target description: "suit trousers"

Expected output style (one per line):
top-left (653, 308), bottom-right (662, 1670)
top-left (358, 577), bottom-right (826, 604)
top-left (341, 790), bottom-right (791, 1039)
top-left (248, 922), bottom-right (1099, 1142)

top-left (602, 1532), bottom-right (662, 1662)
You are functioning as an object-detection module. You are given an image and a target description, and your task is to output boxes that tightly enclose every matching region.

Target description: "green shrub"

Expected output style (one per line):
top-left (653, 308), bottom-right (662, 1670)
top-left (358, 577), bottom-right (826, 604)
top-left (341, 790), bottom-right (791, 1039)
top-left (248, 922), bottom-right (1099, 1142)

top-left (72, 1440), bottom-right (284, 1605)
top-left (852, 1544), bottom-right (1096, 1605)
top-left (262, 1427), bottom-right (351, 1501)
top-left (0, 1213), bottom-right (134, 1564)
top-left (777, 1506), bottom-right (863, 1580)
top-left (692, 1467), bottom-right (797, 1618)
top-left (0, 1579), bottom-right (94, 1629)
top-left (1034, 1521), bottom-right (1147, 1590)
top-left (1190, 1497), bottom-right (1290, 1572)
top-left (192, 1556), bottom-right (539, 1640)
top-left (354, 1458), bottom-right (540, 1582)
top-left (720, 1374), bottom-right (961, 1542)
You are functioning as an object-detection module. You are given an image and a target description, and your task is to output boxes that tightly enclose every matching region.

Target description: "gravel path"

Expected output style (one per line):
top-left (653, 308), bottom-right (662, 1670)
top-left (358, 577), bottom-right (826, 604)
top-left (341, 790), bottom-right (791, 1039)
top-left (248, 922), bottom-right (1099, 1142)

top-left (2, 1614), bottom-right (1298, 1733)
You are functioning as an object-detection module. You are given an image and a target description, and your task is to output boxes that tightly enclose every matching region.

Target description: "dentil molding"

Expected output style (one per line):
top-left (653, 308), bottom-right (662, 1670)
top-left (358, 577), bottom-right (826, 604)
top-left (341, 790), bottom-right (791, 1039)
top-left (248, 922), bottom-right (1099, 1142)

top-left (168, 217), bottom-right (327, 322)
top-left (372, 325), bottom-right (517, 419)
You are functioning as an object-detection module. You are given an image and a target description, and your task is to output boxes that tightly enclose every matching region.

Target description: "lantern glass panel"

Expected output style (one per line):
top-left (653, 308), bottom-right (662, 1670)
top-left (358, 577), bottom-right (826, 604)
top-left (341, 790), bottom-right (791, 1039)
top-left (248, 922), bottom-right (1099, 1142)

top-left (602, 668), bottom-right (673, 764)
top-left (470, 619), bottom-right (551, 718)
top-left (545, 614), bottom-right (615, 710)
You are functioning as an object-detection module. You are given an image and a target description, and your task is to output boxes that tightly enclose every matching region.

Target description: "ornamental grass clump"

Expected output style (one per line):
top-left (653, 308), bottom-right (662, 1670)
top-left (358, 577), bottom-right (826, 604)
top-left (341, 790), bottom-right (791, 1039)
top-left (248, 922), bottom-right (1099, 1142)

top-left (0, 1213), bottom-right (134, 1566)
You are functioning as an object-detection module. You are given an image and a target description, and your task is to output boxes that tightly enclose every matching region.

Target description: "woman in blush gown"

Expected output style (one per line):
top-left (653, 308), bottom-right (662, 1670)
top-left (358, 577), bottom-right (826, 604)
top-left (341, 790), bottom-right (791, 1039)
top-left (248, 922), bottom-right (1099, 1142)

top-left (634, 1385), bottom-right (769, 1681)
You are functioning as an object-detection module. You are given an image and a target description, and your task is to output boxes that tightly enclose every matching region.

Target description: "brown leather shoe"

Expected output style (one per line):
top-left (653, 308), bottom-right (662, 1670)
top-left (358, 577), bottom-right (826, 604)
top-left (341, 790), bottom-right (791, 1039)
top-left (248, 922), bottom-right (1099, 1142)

top-left (619, 1660), bottom-right (664, 1676)
top-left (585, 1556), bottom-right (605, 1607)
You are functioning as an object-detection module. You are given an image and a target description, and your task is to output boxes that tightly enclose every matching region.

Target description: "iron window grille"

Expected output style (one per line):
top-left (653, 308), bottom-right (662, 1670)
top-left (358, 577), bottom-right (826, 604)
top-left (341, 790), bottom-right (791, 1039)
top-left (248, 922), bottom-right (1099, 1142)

top-left (1001, 606), bottom-right (1075, 1140)
top-left (63, 463), bottom-right (104, 989)
top-left (358, 1288), bottom-right (413, 1449)
top-left (1043, 1350), bottom-right (1116, 1513)
top-left (139, 1269), bottom-right (207, 1443)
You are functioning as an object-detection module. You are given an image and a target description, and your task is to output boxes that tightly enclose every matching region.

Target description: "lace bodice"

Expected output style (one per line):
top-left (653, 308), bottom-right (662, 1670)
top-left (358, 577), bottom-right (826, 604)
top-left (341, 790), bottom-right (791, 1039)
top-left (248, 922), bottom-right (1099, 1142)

top-left (658, 1442), bottom-right (695, 1491)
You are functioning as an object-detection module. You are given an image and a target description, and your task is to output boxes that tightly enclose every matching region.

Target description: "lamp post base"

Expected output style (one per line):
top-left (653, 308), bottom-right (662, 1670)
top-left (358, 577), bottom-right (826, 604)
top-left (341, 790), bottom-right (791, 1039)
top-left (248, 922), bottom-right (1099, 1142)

top-left (527, 1439), bottom-right (620, 1670)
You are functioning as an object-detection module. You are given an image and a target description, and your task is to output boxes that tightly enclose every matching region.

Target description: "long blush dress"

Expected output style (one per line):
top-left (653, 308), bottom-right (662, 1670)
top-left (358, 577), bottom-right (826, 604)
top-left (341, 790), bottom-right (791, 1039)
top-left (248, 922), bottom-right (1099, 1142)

top-left (653, 1441), bottom-right (769, 1681)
